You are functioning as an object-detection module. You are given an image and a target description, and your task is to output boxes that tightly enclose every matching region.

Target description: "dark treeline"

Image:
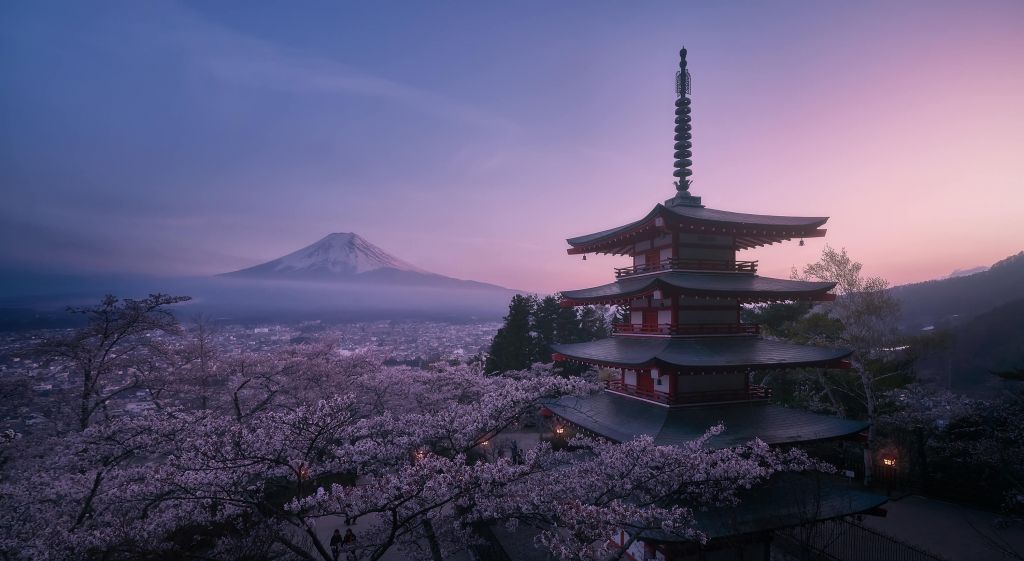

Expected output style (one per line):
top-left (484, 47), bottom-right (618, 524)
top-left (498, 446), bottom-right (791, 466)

top-left (936, 298), bottom-right (1024, 392)
top-left (484, 294), bottom-right (615, 374)
top-left (891, 250), bottom-right (1024, 329)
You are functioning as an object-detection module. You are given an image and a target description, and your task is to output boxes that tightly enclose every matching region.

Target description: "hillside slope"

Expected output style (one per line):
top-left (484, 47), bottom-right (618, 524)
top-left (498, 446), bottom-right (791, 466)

top-left (891, 251), bottom-right (1024, 329)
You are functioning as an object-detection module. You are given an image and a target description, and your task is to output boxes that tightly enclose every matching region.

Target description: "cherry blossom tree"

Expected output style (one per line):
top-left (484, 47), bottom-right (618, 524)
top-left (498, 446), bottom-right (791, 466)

top-left (134, 316), bottom-right (227, 412)
top-left (2, 341), bottom-right (822, 561)
top-left (35, 293), bottom-right (191, 430)
top-left (795, 246), bottom-right (904, 484)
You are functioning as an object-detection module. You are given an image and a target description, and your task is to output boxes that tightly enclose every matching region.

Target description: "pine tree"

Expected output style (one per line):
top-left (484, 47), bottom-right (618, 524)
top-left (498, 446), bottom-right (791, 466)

top-left (579, 306), bottom-right (610, 341)
top-left (532, 295), bottom-right (561, 363)
top-left (552, 302), bottom-right (592, 377)
top-left (486, 296), bottom-right (619, 375)
top-left (484, 294), bottom-right (537, 373)
top-left (554, 303), bottom-right (583, 345)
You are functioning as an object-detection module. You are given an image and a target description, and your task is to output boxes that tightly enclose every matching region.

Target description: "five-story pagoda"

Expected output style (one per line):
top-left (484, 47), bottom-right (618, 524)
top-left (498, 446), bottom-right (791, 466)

top-left (548, 48), bottom-right (869, 450)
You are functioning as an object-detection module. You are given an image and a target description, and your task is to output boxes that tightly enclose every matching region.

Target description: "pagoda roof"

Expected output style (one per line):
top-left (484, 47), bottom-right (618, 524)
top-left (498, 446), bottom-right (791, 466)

top-left (660, 473), bottom-right (887, 541)
top-left (560, 272), bottom-right (835, 305)
top-left (566, 204), bottom-right (828, 255)
top-left (552, 336), bottom-right (851, 370)
top-left (545, 391), bottom-right (867, 448)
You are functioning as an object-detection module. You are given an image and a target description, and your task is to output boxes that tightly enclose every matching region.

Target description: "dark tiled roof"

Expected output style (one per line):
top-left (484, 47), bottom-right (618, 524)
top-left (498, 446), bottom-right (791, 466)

top-left (566, 210), bottom-right (654, 246)
top-left (667, 204), bottom-right (828, 228)
top-left (560, 272), bottom-right (835, 302)
top-left (547, 392), bottom-right (868, 448)
top-left (566, 204), bottom-right (828, 246)
top-left (551, 337), bottom-right (851, 369)
top-left (662, 473), bottom-right (886, 541)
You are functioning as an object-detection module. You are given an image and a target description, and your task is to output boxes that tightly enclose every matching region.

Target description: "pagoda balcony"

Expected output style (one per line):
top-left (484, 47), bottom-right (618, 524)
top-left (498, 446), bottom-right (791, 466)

top-left (612, 323), bottom-right (761, 336)
top-left (615, 258), bottom-right (757, 278)
top-left (604, 380), bottom-right (772, 406)
top-left (604, 380), bottom-right (671, 404)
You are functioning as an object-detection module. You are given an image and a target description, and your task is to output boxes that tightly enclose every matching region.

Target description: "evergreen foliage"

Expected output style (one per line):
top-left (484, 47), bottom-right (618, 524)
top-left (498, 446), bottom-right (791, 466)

top-left (485, 295), bottom-right (611, 373)
top-left (484, 294), bottom-right (536, 373)
top-left (531, 295), bottom-right (561, 363)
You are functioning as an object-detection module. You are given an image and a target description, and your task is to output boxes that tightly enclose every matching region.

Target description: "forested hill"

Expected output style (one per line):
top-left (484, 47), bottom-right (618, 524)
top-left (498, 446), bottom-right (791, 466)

top-left (891, 251), bottom-right (1024, 330)
top-left (945, 298), bottom-right (1024, 393)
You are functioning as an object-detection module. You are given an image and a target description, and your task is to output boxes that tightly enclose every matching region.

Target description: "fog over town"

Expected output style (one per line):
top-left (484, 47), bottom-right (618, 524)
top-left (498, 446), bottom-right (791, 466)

top-left (0, 319), bottom-right (501, 438)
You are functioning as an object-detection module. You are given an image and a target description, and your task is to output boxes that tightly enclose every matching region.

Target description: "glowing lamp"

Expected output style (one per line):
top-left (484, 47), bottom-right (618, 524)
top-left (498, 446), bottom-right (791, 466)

top-left (882, 456), bottom-right (896, 467)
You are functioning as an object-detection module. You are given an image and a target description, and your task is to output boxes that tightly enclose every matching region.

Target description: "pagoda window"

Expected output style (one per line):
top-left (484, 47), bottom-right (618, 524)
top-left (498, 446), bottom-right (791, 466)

top-left (657, 309), bottom-right (672, 324)
top-left (652, 369), bottom-right (671, 389)
top-left (634, 240), bottom-right (652, 251)
top-left (633, 253), bottom-right (646, 267)
top-left (624, 370), bottom-right (638, 387)
top-left (630, 310), bottom-right (643, 325)
top-left (653, 233), bottom-right (672, 247)
top-left (658, 247), bottom-right (673, 262)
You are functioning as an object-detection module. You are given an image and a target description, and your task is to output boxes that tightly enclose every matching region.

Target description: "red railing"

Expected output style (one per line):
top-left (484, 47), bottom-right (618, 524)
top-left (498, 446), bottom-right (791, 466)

top-left (605, 380), bottom-right (671, 404)
top-left (605, 380), bottom-right (772, 405)
top-left (615, 258), bottom-right (757, 278)
top-left (612, 323), bottom-right (760, 336)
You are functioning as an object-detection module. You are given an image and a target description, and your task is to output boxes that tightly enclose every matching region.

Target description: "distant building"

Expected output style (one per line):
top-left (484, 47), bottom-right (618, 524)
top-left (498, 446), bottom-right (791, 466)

top-left (546, 47), bottom-right (885, 560)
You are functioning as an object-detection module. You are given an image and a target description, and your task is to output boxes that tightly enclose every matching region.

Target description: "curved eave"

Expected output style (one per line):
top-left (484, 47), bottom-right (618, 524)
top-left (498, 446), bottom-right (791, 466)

top-left (552, 336), bottom-right (852, 371)
top-left (654, 473), bottom-right (888, 541)
top-left (566, 207), bottom-right (661, 249)
top-left (566, 204), bottom-right (829, 255)
top-left (545, 392), bottom-right (868, 448)
top-left (560, 272), bottom-right (837, 306)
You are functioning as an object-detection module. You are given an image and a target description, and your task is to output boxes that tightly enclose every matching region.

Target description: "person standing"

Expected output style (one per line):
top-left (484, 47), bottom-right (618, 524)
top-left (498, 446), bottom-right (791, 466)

top-left (343, 528), bottom-right (357, 561)
top-left (330, 528), bottom-right (343, 561)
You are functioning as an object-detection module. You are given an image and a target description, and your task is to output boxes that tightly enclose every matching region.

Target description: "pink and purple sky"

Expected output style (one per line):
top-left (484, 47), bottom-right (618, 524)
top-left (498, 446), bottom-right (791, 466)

top-left (2, 1), bottom-right (1022, 294)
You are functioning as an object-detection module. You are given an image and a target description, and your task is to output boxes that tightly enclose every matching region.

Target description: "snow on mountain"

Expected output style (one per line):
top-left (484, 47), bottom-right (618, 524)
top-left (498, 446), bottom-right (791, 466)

top-left (945, 266), bottom-right (989, 279)
top-left (222, 232), bottom-right (511, 292)
top-left (258, 232), bottom-right (428, 276)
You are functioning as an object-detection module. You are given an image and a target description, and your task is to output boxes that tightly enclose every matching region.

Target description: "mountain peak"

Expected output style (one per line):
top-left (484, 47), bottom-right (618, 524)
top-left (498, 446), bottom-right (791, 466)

top-left (221, 232), bottom-right (512, 292)
top-left (225, 232), bottom-right (428, 277)
top-left (323, 232), bottom-right (359, 241)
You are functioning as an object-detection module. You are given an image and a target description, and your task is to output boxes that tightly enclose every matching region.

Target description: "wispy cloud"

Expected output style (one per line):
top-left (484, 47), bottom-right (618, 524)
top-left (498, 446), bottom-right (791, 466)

top-left (145, 2), bottom-right (517, 133)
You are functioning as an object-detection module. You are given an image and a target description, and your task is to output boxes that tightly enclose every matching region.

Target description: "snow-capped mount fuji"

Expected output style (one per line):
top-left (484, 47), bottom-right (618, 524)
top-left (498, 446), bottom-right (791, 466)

top-left (222, 233), bottom-right (510, 291)
top-left (230, 233), bottom-right (426, 277)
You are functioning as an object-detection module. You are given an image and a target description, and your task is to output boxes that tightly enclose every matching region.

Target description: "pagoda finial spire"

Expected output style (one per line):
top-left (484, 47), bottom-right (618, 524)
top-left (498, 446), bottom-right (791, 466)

top-left (667, 46), bottom-right (703, 208)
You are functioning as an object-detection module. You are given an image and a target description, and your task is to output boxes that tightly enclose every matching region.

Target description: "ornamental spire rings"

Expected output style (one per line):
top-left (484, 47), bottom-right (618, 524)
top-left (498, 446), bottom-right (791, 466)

top-left (667, 46), bottom-right (703, 208)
